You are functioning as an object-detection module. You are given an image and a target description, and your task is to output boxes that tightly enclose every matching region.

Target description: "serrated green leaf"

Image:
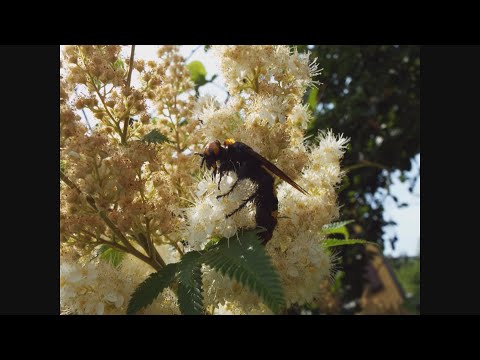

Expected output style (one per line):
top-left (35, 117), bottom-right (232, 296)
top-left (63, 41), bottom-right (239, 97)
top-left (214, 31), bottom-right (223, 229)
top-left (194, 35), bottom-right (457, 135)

top-left (142, 129), bottom-right (170, 144)
top-left (322, 238), bottom-right (377, 248)
top-left (202, 230), bottom-right (285, 314)
top-left (177, 251), bottom-right (204, 315)
top-left (322, 220), bottom-right (355, 232)
top-left (324, 226), bottom-right (349, 239)
top-left (127, 263), bottom-right (177, 315)
top-left (187, 61), bottom-right (207, 86)
top-left (99, 245), bottom-right (124, 268)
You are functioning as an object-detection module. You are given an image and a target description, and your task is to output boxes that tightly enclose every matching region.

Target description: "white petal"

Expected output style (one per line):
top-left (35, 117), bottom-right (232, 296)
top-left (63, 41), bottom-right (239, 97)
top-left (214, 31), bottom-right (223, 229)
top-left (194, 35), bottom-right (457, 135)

top-left (96, 302), bottom-right (105, 315)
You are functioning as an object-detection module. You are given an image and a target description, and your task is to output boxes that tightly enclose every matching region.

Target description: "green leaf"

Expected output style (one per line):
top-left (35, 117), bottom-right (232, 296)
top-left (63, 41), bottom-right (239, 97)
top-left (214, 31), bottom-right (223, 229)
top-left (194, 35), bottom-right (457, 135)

top-left (203, 236), bottom-right (221, 251)
top-left (324, 226), bottom-right (349, 239)
top-left (322, 238), bottom-right (377, 248)
top-left (187, 61), bottom-right (207, 86)
top-left (322, 220), bottom-right (354, 239)
top-left (202, 230), bottom-right (285, 314)
top-left (331, 270), bottom-right (345, 294)
top-left (142, 129), bottom-right (171, 144)
top-left (93, 78), bottom-right (103, 90)
top-left (98, 245), bottom-right (124, 268)
top-left (322, 220), bottom-right (354, 232)
top-left (308, 87), bottom-right (319, 111)
top-left (60, 160), bottom-right (66, 173)
top-left (177, 251), bottom-right (204, 315)
top-left (113, 59), bottom-right (125, 71)
top-left (127, 263), bottom-right (178, 315)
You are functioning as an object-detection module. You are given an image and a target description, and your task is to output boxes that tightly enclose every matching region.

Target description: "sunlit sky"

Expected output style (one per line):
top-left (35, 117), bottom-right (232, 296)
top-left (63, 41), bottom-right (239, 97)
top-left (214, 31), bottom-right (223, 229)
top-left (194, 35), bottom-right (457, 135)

top-left (65, 45), bottom-right (421, 257)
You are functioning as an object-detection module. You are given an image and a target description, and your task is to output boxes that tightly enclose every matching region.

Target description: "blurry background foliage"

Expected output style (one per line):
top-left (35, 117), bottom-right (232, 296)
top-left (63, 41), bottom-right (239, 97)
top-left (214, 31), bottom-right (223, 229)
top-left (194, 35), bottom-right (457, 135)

top-left (297, 45), bottom-right (420, 313)
top-left (195, 45), bottom-right (419, 314)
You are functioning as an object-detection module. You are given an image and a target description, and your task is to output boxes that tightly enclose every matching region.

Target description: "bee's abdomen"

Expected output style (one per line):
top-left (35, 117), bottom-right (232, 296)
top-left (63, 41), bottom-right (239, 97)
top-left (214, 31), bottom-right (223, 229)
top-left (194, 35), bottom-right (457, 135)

top-left (254, 175), bottom-right (278, 245)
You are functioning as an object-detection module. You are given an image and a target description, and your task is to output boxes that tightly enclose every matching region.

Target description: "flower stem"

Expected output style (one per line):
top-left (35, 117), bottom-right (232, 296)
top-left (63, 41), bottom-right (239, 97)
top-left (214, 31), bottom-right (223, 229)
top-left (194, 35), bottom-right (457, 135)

top-left (121, 45), bottom-right (136, 144)
top-left (60, 170), bottom-right (166, 271)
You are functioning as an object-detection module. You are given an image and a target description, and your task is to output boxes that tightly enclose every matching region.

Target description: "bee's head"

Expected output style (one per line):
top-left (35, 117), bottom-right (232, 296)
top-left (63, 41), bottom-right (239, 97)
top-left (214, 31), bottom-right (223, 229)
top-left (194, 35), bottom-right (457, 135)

top-left (196, 140), bottom-right (223, 172)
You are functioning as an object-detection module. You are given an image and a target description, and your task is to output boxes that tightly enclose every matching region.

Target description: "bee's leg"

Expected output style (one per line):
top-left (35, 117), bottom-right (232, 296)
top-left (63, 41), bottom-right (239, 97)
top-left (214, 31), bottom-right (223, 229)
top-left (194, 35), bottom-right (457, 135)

top-left (225, 191), bottom-right (258, 218)
top-left (216, 177), bottom-right (240, 199)
top-left (216, 163), bottom-right (247, 198)
top-left (218, 169), bottom-right (225, 190)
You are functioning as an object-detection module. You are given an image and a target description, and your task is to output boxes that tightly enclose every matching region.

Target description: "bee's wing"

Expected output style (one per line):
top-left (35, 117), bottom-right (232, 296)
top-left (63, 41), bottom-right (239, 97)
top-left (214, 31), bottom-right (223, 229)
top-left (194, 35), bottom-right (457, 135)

top-left (242, 144), bottom-right (310, 196)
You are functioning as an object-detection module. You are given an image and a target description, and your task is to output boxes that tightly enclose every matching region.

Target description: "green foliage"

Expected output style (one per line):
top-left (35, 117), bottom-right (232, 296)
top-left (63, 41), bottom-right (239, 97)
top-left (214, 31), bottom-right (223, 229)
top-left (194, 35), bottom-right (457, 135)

top-left (389, 256), bottom-right (420, 314)
top-left (186, 60), bottom-right (218, 96)
top-left (307, 86), bottom-right (319, 111)
top-left (142, 129), bottom-right (170, 145)
top-left (322, 220), bottom-right (355, 231)
top-left (187, 61), bottom-right (207, 86)
top-left (113, 59), bottom-right (125, 71)
top-left (323, 238), bottom-right (374, 248)
top-left (322, 220), bottom-right (354, 236)
top-left (98, 245), bottom-right (125, 267)
top-left (321, 219), bottom-right (376, 248)
top-left (203, 236), bottom-right (221, 251)
top-left (177, 252), bottom-right (204, 315)
top-left (331, 270), bottom-right (345, 294)
top-left (127, 230), bottom-right (286, 315)
top-left (127, 263), bottom-right (178, 315)
top-left (202, 231), bottom-right (286, 314)
top-left (298, 45), bottom-right (420, 308)
top-left (322, 219), bottom-right (354, 239)
top-left (60, 160), bottom-right (66, 173)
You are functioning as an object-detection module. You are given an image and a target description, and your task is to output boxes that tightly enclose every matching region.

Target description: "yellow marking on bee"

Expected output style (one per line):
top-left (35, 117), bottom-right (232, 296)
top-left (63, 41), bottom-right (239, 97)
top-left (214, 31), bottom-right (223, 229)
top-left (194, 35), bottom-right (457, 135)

top-left (224, 138), bottom-right (236, 146)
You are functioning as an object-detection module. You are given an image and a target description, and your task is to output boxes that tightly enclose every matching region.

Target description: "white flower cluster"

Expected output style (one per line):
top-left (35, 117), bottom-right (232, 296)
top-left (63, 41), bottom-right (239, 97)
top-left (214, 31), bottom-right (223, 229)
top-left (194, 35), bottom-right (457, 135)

top-left (212, 45), bottom-right (321, 96)
top-left (183, 173), bottom-right (256, 251)
top-left (60, 249), bottom-right (180, 315)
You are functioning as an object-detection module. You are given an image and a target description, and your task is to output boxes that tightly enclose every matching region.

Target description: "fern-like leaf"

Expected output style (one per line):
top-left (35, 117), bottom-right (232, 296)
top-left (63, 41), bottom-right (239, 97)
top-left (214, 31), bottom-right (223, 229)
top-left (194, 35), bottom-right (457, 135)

top-left (322, 238), bottom-right (377, 248)
top-left (177, 251), bottom-right (204, 315)
top-left (322, 220), bottom-right (354, 233)
top-left (127, 263), bottom-right (177, 315)
top-left (142, 129), bottom-right (171, 145)
top-left (202, 230), bottom-right (285, 314)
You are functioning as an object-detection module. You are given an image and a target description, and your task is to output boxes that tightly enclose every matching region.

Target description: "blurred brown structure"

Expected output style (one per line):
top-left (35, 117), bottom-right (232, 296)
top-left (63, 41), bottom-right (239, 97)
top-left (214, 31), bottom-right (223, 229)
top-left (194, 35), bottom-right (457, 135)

top-left (357, 244), bottom-right (408, 315)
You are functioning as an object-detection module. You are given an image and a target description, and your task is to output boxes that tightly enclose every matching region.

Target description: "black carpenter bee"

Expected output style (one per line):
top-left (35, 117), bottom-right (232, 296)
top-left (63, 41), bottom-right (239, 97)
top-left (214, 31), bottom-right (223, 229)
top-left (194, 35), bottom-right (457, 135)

top-left (196, 139), bottom-right (309, 245)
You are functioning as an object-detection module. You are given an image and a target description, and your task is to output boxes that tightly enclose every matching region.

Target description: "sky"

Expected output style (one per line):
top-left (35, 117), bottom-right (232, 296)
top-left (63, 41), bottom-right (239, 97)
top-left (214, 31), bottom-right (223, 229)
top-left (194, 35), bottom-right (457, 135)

top-left (66, 45), bottom-right (421, 257)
